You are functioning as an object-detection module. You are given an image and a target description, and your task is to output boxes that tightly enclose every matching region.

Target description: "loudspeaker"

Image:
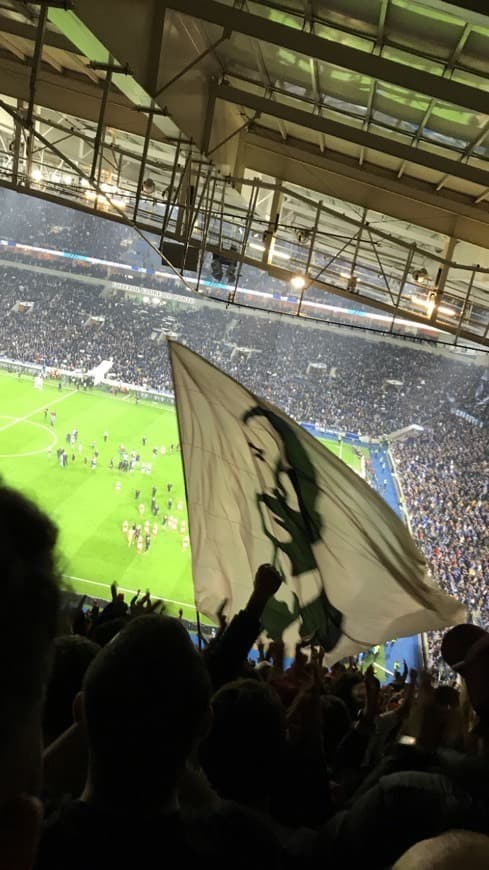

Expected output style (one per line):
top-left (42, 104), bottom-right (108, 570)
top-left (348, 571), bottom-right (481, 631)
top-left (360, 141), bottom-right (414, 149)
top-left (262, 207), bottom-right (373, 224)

top-left (161, 241), bottom-right (199, 272)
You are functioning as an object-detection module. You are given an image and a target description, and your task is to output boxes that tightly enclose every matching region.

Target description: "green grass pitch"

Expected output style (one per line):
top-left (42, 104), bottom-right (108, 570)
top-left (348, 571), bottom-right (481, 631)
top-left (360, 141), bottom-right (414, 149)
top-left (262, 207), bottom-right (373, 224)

top-left (0, 371), bottom-right (363, 622)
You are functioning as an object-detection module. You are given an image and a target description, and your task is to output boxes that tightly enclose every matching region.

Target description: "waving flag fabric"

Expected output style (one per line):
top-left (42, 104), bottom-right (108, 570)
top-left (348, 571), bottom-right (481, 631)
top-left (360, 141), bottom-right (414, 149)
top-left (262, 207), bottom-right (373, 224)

top-left (169, 341), bottom-right (465, 659)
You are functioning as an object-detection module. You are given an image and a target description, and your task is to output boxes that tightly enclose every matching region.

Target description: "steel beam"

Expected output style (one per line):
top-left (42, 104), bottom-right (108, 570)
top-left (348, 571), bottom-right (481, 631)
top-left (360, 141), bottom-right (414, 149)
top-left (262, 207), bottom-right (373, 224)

top-left (415, 1), bottom-right (489, 29)
top-left (90, 60), bottom-right (112, 182)
top-left (250, 38), bottom-right (287, 142)
top-left (201, 79), bottom-right (217, 155)
top-left (25, 1), bottom-right (48, 178)
top-left (155, 30), bottom-right (230, 98)
top-left (262, 181), bottom-right (283, 266)
top-left (207, 114), bottom-right (254, 159)
top-left (0, 33), bottom-right (25, 61)
top-left (11, 97), bottom-right (24, 185)
top-left (454, 265), bottom-right (476, 341)
top-left (431, 235), bottom-right (456, 324)
top-left (0, 13), bottom-right (73, 51)
top-left (166, 0), bottom-right (489, 115)
top-left (217, 83), bottom-right (489, 190)
top-left (132, 102), bottom-right (154, 221)
top-left (244, 128), bottom-right (489, 250)
top-left (0, 56), bottom-right (159, 139)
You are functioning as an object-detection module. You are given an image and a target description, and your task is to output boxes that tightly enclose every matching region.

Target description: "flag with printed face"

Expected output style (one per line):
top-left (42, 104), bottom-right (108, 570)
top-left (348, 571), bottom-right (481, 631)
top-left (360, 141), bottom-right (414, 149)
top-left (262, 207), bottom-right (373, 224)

top-left (169, 341), bottom-right (465, 659)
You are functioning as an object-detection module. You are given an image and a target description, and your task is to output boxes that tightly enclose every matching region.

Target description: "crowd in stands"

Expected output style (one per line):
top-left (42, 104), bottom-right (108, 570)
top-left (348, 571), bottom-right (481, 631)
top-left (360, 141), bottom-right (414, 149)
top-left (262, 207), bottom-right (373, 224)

top-left (3, 484), bottom-right (489, 870)
top-left (0, 264), bottom-right (485, 429)
top-left (0, 261), bottom-right (487, 672)
top-left (392, 415), bottom-right (489, 674)
top-left (0, 189), bottom-right (487, 868)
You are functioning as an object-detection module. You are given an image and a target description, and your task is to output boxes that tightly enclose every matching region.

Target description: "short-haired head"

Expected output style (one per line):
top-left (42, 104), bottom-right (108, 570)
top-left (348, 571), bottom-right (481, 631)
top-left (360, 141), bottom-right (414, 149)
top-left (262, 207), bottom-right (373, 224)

top-left (82, 614), bottom-right (211, 809)
top-left (0, 484), bottom-right (60, 799)
top-left (200, 679), bottom-right (285, 806)
top-left (394, 830), bottom-right (489, 869)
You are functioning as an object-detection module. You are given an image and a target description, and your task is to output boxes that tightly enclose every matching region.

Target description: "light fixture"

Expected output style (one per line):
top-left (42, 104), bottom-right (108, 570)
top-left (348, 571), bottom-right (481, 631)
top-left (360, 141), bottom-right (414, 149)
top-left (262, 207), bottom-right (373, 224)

top-left (273, 249), bottom-right (291, 261)
top-left (30, 167), bottom-right (43, 183)
top-left (143, 178), bottom-right (155, 195)
top-left (50, 169), bottom-right (62, 184)
top-left (295, 228), bottom-right (310, 245)
top-left (426, 293), bottom-right (436, 318)
top-left (250, 242), bottom-right (265, 253)
top-left (290, 274), bottom-right (306, 291)
top-left (438, 303), bottom-right (456, 317)
top-left (410, 292), bottom-right (443, 317)
top-left (412, 267), bottom-right (429, 285)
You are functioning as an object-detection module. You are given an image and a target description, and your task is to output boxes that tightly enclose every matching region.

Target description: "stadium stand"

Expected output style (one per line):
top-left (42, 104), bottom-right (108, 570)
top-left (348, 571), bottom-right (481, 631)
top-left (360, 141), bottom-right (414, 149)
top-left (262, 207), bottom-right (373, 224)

top-left (0, 266), bottom-right (487, 681)
top-left (1, 502), bottom-right (489, 869)
top-left (0, 0), bottom-right (488, 865)
top-left (0, 191), bottom-right (487, 870)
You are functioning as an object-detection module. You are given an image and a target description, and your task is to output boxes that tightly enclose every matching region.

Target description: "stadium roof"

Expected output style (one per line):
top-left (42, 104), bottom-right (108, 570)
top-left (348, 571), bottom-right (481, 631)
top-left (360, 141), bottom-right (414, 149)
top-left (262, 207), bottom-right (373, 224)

top-left (0, 1), bottom-right (489, 347)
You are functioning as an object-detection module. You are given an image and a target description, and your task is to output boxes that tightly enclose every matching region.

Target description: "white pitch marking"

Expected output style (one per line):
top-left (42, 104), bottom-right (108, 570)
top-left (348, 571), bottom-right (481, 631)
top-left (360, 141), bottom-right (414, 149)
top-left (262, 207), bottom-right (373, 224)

top-left (0, 416), bottom-right (57, 458)
top-left (370, 663), bottom-right (394, 677)
top-left (63, 573), bottom-right (194, 611)
top-left (0, 389), bottom-right (76, 434)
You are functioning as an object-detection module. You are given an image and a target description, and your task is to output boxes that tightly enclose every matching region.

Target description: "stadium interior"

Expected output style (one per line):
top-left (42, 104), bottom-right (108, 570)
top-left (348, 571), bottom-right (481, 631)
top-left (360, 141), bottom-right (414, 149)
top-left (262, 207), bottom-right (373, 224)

top-left (0, 2), bottom-right (488, 868)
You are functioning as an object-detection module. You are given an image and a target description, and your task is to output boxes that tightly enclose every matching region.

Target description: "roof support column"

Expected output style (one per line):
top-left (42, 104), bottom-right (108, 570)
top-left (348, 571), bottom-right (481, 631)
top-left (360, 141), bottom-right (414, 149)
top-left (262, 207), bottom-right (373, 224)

top-left (11, 98), bottom-right (24, 186)
top-left (431, 235), bottom-right (456, 324)
top-left (262, 181), bottom-right (283, 267)
top-left (90, 59), bottom-right (112, 183)
top-left (454, 266), bottom-right (476, 342)
top-left (133, 103), bottom-right (155, 221)
top-left (25, 2), bottom-right (48, 179)
top-left (390, 244), bottom-right (416, 333)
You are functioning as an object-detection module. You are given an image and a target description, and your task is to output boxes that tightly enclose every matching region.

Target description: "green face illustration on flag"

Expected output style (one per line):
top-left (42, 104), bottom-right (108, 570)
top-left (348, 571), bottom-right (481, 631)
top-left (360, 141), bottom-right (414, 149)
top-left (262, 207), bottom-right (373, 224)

top-left (169, 341), bottom-right (465, 660)
top-left (242, 405), bottom-right (343, 651)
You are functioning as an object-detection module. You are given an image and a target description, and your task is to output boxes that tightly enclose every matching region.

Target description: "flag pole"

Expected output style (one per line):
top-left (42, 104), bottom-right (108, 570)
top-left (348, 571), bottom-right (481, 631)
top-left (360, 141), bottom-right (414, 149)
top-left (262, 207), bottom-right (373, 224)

top-left (167, 339), bottom-right (203, 651)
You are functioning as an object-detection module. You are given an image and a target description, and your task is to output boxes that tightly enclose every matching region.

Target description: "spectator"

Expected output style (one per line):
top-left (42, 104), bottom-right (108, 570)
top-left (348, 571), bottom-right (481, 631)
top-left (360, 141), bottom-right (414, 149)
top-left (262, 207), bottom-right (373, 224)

top-left (42, 636), bottom-right (99, 747)
top-left (393, 830), bottom-right (489, 869)
top-left (36, 614), bottom-right (281, 869)
top-left (0, 485), bottom-right (60, 870)
top-left (200, 679), bottom-right (285, 811)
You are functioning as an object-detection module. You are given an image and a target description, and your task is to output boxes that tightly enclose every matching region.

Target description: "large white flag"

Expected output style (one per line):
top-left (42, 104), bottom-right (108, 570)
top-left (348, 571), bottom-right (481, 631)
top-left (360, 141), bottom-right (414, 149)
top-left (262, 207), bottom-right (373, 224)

top-left (169, 341), bottom-right (465, 659)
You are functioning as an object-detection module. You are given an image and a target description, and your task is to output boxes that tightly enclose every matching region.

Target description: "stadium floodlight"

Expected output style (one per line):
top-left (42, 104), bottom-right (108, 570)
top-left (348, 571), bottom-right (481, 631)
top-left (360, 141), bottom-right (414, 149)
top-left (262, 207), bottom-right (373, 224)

top-left (438, 304), bottom-right (456, 317)
top-left (290, 274), bottom-right (306, 291)
top-left (30, 167), bottom-right (43, 183)
top-left (426, 293), bottom-right (436, 318)
top-left (250, 242), bottom-right (265, 253)
top-left (273, 249), bottom-right (291, 261)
